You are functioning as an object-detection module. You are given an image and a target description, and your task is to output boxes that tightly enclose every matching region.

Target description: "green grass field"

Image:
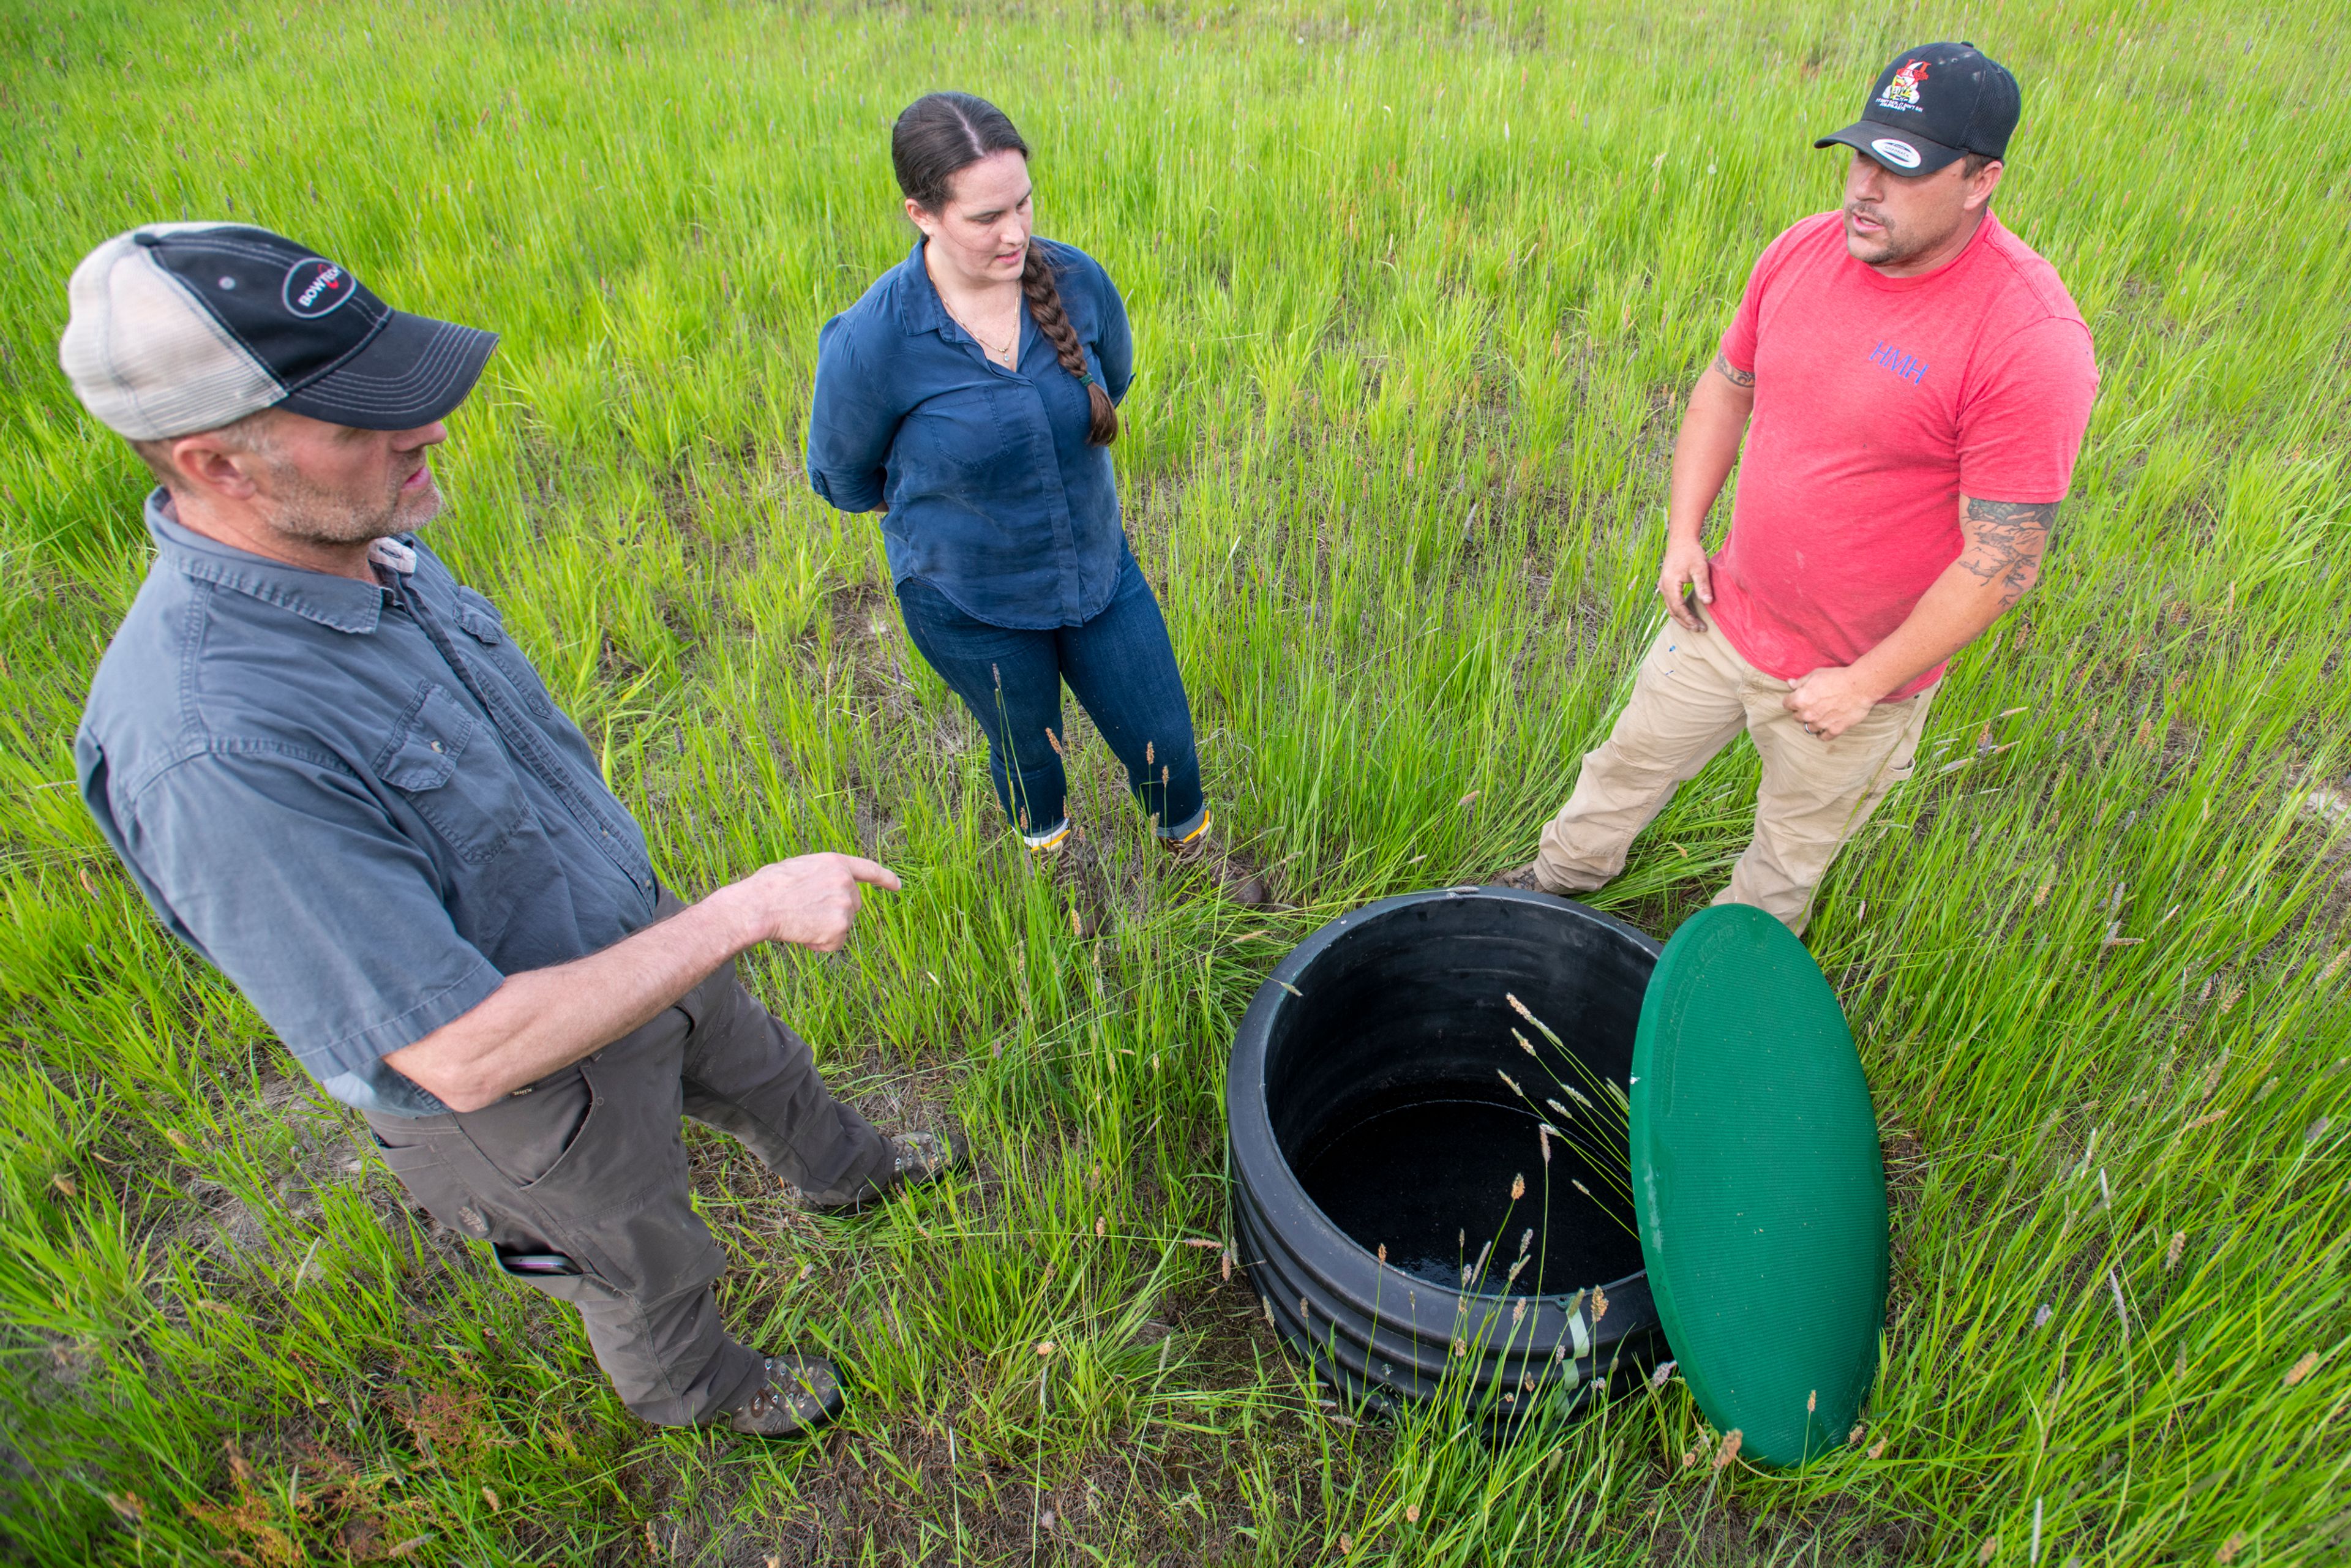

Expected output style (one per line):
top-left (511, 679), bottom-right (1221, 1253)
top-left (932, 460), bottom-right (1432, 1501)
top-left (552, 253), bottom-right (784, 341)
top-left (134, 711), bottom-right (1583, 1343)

top-left (4, 1), bottom-right (2349, 1562)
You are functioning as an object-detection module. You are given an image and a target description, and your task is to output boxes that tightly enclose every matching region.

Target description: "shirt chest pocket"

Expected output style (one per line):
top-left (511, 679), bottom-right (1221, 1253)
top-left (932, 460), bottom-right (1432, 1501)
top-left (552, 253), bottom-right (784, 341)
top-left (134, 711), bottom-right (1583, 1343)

top-left (375, 681), bottom-right (530, 863)
top-left (452, 587), bottom-right (557, 720)
top-left (899, 382), bottom-right (1015, 479)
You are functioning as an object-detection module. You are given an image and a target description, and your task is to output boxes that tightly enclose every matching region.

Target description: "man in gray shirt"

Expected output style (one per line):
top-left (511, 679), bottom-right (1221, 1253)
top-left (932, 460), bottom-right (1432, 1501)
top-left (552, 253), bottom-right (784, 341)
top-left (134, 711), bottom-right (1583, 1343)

top-left (64, 222), bottom-right (959, 1438)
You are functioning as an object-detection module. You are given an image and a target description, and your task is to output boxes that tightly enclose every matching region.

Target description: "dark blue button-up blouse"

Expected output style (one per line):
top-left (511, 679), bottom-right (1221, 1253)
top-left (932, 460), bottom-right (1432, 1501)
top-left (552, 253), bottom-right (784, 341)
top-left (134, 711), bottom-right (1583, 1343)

top-left (806, 238), bottom-right (1133, 630)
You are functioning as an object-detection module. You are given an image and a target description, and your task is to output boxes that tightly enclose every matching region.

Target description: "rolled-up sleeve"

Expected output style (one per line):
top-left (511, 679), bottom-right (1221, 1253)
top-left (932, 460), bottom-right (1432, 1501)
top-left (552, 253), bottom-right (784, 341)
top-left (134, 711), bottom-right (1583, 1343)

top-left (807, 317), bottom-right (898, 513)
top-left (119, 746), bottom-right (503, 1086)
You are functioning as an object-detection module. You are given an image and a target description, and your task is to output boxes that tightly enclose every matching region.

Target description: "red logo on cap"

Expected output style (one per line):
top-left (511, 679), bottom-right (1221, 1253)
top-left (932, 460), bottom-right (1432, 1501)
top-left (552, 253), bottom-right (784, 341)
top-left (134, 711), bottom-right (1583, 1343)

top-left (282, 258), bottom-right (355, 320)
top-left (1877, 59), bottom-right (1929, 112)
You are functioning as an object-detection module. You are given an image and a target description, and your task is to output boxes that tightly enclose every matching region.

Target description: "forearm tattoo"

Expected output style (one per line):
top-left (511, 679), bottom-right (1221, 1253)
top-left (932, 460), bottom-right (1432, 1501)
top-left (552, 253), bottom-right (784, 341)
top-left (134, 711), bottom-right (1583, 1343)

top-left (1709, 353), bottom-right (1756, 389)
top-left (1956, 496), bottom-right (2058, 610)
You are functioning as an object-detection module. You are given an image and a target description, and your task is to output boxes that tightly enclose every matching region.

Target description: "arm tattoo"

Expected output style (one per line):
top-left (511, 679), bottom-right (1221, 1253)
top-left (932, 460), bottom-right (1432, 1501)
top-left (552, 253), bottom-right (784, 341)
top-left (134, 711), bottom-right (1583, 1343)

top-left (1955, 496), bottom-right (2058, 610)
top-left (1709, 353), bottom-right (1755, 389)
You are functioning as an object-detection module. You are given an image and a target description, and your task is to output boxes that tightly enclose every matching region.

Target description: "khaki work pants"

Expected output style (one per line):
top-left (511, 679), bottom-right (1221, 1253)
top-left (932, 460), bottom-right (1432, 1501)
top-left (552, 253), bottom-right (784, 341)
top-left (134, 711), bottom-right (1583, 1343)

top-left (366, 954), bottom-right (893, 1427)
top-left (1532, 621), bottom-right (1937, 936)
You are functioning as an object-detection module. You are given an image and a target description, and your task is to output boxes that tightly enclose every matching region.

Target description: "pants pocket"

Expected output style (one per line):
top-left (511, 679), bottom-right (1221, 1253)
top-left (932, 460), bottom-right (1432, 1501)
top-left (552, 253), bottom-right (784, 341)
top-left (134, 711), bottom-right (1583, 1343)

top-left (367, 1124), bottom-right (481, 1236)
top-left (1877, 686), bottom-right (1940, 784)
top-left (454, 1066), bottom-right (596, 1190)
top-left (555, 1184), bottom-right (726, 1299)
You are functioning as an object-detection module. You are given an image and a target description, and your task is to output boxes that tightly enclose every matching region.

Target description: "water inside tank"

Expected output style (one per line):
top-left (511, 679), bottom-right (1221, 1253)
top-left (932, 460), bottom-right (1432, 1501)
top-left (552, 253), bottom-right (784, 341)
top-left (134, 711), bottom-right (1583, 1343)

top-left (1294, 1093), bottom-right (1640, 1297)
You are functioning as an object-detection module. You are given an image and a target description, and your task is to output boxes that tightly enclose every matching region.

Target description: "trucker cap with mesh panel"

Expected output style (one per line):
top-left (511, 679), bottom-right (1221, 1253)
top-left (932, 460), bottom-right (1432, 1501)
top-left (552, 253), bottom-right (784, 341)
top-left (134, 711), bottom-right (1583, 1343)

top-left (59, 222), bottom-right (497, 441)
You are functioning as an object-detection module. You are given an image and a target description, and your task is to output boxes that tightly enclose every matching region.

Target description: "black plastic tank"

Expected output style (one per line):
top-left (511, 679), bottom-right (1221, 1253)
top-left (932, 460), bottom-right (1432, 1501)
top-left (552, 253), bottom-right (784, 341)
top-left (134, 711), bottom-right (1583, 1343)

top-left (1227, 886), bottom-right (1665, 1424)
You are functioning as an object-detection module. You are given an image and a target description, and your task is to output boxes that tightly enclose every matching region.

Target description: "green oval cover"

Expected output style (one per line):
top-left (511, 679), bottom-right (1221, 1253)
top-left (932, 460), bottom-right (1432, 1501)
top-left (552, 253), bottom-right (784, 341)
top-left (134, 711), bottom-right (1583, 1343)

top-left (1630, 904), bottom-right (1887, 1468)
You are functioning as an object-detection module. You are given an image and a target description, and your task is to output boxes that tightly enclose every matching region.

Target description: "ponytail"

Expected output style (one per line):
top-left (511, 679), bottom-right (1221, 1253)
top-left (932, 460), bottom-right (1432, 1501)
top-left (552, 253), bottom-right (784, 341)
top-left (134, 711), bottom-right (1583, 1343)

top-left (1021, 244), bottom-right (1118, 446)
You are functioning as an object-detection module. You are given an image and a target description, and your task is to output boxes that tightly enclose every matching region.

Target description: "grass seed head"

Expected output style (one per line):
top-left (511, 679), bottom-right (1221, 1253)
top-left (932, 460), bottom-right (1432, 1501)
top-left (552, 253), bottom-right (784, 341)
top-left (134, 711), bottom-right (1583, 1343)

top-left (2165, 1231), bottom-right (2186, 1272)
top-left (1510, 1172), bottom-right (1525, 1201)
top-left (2284, 1351), bottom-right (2320, 1387)
top-left (1714, 1429), bottom-right (1742, 1469)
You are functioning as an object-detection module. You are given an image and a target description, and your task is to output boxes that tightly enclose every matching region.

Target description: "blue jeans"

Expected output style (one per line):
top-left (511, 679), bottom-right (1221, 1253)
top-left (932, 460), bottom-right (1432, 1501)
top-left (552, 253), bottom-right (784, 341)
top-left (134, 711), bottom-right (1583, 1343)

top-left (894, 553), bottom-right (1206, 841)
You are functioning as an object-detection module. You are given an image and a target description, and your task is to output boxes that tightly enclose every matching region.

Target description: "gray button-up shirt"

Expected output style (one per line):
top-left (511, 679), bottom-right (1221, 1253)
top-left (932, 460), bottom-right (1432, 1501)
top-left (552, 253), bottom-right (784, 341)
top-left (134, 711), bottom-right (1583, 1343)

top-left (76, 492), bottom-right (660, 1116)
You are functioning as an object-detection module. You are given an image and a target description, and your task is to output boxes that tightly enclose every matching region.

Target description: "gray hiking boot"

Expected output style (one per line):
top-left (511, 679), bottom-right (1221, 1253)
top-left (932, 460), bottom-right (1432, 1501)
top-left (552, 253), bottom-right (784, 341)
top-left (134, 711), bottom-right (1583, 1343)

top-left (808, 1128), bottom-right (968, 1217)
top-left (725, 1352), bottom-right (845, 1438)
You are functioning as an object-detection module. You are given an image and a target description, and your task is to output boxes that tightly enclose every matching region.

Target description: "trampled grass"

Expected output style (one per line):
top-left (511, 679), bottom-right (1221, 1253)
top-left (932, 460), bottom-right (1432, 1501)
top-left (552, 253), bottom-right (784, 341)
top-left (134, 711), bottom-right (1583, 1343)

top-left (2, 1), bottom-right (2347, 1562)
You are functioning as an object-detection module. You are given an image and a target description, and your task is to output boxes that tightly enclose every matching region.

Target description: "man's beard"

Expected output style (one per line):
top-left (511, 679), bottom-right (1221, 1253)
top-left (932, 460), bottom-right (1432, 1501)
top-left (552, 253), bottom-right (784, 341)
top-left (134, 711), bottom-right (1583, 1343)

top-left (1845, 204), bottom-right (1949, 267)
top-left (261, 461), bottom-right (440, 546)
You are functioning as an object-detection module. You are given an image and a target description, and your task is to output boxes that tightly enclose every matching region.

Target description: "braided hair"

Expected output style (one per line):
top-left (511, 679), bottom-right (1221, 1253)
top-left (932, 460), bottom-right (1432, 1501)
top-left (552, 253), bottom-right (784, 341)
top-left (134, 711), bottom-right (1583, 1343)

top-left (890, 92), bottom-right (1118, 446)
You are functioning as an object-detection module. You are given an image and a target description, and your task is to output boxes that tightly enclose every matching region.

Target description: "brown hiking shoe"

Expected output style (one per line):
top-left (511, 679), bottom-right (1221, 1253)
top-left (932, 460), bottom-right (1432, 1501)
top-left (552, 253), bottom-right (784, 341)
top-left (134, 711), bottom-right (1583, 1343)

top-left (808, 1128), bottom-right (968, 1217)
top-left (725, 1352), bottom-right (844, 1438)
top-left (1161, 808), bottom-right (1214, 862)
top-left (1163, 812), bottom-right (1273, 908)
top-left (1494, 863), bottom-right (1548, 893)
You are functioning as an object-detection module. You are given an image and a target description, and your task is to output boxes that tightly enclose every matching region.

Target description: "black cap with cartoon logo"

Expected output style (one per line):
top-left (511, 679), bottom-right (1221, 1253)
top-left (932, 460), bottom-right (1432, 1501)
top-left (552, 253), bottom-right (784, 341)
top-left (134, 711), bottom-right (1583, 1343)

top-left (1814, 42), bottom-right (2021, 176)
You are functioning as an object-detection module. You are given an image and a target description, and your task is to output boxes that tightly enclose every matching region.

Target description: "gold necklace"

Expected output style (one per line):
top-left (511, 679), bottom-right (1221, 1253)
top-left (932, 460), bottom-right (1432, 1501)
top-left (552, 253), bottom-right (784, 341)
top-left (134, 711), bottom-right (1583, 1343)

top-left (943, 299), bottom-right (1018, 367)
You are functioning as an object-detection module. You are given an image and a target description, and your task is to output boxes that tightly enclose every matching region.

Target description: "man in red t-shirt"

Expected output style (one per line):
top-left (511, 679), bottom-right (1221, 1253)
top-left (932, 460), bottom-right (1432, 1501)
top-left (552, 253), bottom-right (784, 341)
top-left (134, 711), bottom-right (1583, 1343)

top-left (1506, 41), bottom-right (2098, 933)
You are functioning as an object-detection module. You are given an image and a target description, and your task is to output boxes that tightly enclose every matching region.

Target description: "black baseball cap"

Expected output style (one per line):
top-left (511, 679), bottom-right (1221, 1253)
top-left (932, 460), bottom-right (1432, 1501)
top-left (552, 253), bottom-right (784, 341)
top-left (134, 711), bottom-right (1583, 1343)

top-left (60, 222), bottom-right (497, 440)
top-left (1814, 42), bottom-right (2021, 176)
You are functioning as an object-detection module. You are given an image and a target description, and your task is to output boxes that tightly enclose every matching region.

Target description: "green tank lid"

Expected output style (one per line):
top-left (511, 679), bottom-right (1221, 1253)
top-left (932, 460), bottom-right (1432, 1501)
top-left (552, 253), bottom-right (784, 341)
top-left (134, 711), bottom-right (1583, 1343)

top-left (1630, 904), bottom-right (1888, 1468)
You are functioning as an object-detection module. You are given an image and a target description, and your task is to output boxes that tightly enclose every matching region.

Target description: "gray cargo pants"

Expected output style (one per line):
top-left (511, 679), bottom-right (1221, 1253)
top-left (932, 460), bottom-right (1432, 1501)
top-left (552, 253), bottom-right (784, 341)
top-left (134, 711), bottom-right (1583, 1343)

top-left (365, 957), bottom-right (894, 1427)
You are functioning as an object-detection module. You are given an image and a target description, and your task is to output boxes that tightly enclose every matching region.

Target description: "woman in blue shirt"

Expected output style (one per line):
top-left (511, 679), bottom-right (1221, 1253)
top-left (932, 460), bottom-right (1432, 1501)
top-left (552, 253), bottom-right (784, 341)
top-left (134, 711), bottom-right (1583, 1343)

top-left (807, 92), bottom-right (1208, 858)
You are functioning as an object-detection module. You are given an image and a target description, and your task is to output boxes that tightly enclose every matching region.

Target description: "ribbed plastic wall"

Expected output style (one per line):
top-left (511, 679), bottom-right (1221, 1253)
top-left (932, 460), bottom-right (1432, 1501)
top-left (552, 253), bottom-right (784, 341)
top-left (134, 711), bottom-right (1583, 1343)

top-left (1226, 887), bottom-right (1664, 1427)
